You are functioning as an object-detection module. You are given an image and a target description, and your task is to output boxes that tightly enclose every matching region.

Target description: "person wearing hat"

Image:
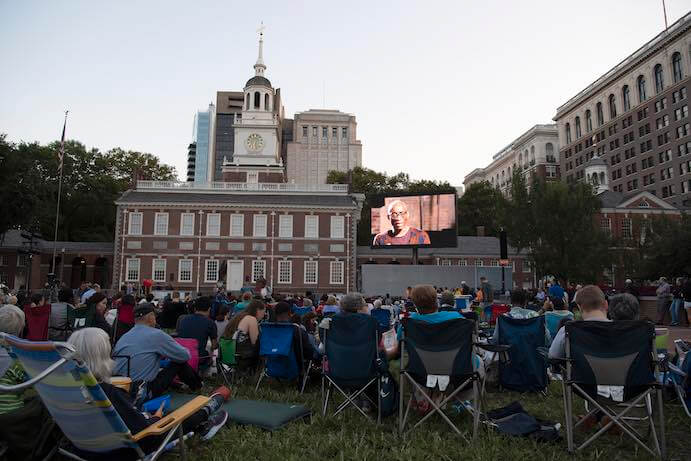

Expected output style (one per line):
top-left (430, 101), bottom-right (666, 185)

top-left (623, 278), bottom-right (640, 300)
top-left (112, 303), bottom-right (202, 398)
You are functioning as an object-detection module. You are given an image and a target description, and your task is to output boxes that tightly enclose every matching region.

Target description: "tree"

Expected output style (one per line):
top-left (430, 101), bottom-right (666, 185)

top-left (628, 214), bottom-right (691, 279)
top-left (456, 181), bottom-right (507, 236)
top-left (502, 169), bottom-right (532, 255)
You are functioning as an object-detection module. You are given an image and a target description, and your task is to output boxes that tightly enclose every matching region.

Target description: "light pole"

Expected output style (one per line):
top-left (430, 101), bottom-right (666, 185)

top-left (196, 210), bottom-right (204, 293)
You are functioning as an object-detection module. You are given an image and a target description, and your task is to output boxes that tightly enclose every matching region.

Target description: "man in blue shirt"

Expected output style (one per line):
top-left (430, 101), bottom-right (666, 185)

top-left (177, 297), bottom-right (218, 370)
top-left (113, 303), bottom-right (202, 398)
top-left (548, 281), bottom-right (565, 302)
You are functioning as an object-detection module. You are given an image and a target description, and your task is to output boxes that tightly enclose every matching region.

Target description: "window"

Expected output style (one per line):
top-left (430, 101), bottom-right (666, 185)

top-left (247, 171), bottom-right (258, 183)
top-left (672, 52), bottom-right (683, 83)
top-left (662, 184), bottom-right (675, 198)
top-left (565, 123), bottom-right (571, 144)
top-left (304, 243), bottom-right (319, 253)
top-left (673, 87), bottom-right (687, 103)
top-left (622, 85), bottom-right (631, 112)
top-left (278, 260), bottom-right (292, 284)
top-left (0, 255), bottom-right (5, 266)
top-left (637, 75), bottom-right (647, 102)
top-left (205, 260), bottom-right (219, 283)
top-left (341, 127), bottom-right (347, 139)
top-left (654, 98), bottom-right (667, 112)
top-left (180, 213), bottom-right (195, 236)
top-left (154, 212), bottom-right (168, 236)
top-left (656, 115), bottom-right (670, 129)
top-left (206, 213), bottom-right (220, 236)
top-left (523, 261), bottom-right (532, 273)
top-left (677, 123), bottom-right (690, 139)
top-left (178, 259), bottom-right (192, 282)
top-left (152, 259), bottom-right (166, 282)
top-left (596, 102), bottom-right (604, 126)
top-left (680, 159), bottom-right (691, 175)
top-left (658, 132), bottom-right (670, 146)
top-left (128, 212), bottom-right (143, 235)
top-left (305, 215), bottom-right (319, 238)
top-left (332, 127), bottom-right (337, 138)
top-left (253, 214), bottom-right (267, 237)
top-left (330, 261), bottom-right (344, 285)
top-left (621, 218), bottom-right (632, 239)
top-left (126, 259), bottom-right (140, 282)
top-left (304, 260), bottom-right (318, 284)
top-left (276, 214), bottom-right (293, 238)
top-left (637, 107), bottom-right (649, 121)
top-left (585, 110), bottom-right (593, 132)
top-left (230, 214), bottom-right (244, 237)
top-left (642, 156), bottom-right (655, 169)
top-left (608, 94), bottom-right (617, 119)
top-left (660, 167), bottom-right (674, 180)
top-left (475, 259), bottom-right (483, 267)
top-left (245, 93), bottom-right (250, 110)
top-left (312, 126), bottom-right (317, 137)
top-left (302, 126), bottom-right (308, 137)
top-left (252, 260), bottom-right (266, 282)
top-left (654, 64), bottom-right (664, 93)
top-left (659, 149), bottom-right (672, 163)
top-left (600, 217), bottom-right (611, 234)
top-left (252, 242), bottom-right (266, 252)
top-left (575, 116), bottom-right (582, 138)
top-left (264, 93), bottom-right (270, 111)
top-left (253, 91), bottom-right (260, 109)
top-left (674, 105), bottom-right (689, 121)
top-left (330, 215), bottom-right (344, 238)
top-left (639, 123), bottom-right (651, 137)
top-left (322, 127), bottom-right (327, 138)
top-left (329, 244), bottom-right (344, 252)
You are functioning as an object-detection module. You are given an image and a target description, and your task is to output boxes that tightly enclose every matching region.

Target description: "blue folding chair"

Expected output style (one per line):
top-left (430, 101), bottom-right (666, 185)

top-left (255, 323), bottom-right (311, 393)
top-left (496, 315), bottom-right (548, 392)
top-left (370, 308), bottom-right (392, 334)
top-left (0, 333), bottom-right (210, 461)
top-left (545, 311), bottom-right (574, 343)
top-left (292, 306), bottom-right (313, 317)
top-left (321, 313), bottom-right (381, 422)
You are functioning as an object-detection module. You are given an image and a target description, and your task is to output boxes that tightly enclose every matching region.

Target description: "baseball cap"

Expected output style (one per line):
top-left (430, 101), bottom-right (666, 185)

top-left (134, 303), bottom-right (155, 319)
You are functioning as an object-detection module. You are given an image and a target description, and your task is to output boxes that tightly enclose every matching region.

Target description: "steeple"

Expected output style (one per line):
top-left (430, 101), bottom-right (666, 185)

top-left (254, 23), bottom-right (266, 77)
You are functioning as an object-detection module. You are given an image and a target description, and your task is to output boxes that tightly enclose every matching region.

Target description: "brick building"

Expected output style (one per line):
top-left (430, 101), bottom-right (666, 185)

top-left (113, 181), bottom-right (364, 295)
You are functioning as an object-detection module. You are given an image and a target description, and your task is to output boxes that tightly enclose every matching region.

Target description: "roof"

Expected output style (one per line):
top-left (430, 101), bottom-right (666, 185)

top-left (245, 76), bottom-right (272, 88)
top-left (358, 236), bottom-right (520, 257)
top-left (597, 190), bottom-right (625, 208)
top-left (116, 189), bottom-right (358, 208)
top-left (586, 156), bottom-right (606, 167)
top-left (0, 230), bottom-right (113, 254)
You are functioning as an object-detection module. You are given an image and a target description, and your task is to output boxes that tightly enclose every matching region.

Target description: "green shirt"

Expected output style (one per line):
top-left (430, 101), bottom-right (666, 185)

top-left (0, 361), bottom-right (26, 414)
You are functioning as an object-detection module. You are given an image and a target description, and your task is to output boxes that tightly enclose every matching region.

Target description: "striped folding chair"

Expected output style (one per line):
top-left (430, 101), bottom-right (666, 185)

top-left (0, 333), bottom-right (209, 461)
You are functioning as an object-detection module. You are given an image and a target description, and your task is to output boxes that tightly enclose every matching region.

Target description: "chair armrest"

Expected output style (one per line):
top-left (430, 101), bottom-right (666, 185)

top-left (668, 362), bottom-right (688, 378)
top-left (132, 395), bottom-right (210, 442)
top-left (475, 343), bottom-right (511, 354)
top-left (110, 377), bottom-right (132, 393)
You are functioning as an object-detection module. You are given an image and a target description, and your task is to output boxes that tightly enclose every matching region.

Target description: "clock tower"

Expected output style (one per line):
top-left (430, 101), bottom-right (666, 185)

top-left (222, 25), bottom-right (285, 183)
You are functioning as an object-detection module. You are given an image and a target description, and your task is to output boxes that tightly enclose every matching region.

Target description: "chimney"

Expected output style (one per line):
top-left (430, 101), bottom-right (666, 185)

top-left (476, 226), bottom-right (485, 237)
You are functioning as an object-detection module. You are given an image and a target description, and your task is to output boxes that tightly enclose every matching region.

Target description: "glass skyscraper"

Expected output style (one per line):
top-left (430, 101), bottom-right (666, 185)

top-left (193, 104), bottom-right (215, 183)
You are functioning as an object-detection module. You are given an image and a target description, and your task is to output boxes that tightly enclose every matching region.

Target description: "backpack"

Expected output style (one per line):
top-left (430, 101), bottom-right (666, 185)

top-left (376, 359), bottom-right (399, 418)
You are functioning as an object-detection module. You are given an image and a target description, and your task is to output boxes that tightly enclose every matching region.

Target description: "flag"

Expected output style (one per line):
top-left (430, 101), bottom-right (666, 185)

top-left (58, 112), bottom-right (67, 171)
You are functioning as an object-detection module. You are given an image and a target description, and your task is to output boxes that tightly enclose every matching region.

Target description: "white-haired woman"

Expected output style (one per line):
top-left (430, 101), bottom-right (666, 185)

top-left (0, 305), bottom-right (28, 414)
top-left (67, 328), bottom-right (230, 457)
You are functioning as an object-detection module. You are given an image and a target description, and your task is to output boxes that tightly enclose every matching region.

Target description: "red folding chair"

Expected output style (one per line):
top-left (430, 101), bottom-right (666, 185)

top-left (490, 304), bottom-right (510, 326)
top-left (24, 304), bottom-right (51, 340)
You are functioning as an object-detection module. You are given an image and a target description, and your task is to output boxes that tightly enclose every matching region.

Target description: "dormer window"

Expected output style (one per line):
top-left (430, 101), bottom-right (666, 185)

top-left (638, 199), bottom-right (650, 208)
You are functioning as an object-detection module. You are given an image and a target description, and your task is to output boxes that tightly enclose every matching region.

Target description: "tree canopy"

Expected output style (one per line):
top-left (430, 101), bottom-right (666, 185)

top-left (456, 181), bottom-right (507, 237)
top-left (0, 134), bottom-right (175, 242)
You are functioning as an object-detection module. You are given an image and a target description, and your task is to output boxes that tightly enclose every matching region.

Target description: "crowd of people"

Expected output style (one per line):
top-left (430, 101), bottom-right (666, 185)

top-left (0, 275), bottom-right (690, 459)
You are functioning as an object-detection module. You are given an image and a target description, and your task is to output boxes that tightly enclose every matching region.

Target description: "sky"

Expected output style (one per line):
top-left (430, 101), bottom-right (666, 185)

top-left (1, 0), bottom-right (688, 185)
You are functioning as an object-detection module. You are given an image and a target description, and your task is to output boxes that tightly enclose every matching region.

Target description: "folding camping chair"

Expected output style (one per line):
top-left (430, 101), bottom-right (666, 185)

top-left (495, 315), bottom-right (548, 393)
top-left (255, 322), bottom-right (312, 393)
top-left (292, 306), bottom-right (313, 318)
top-left (0, 333), bottom-right (210, 461)
top-left (668, 339), bottom-right (690, 418)
top-left (398, 317), bottom-right (486, 440)
top-left (24, 304), bottom-right (51, 341)
top-left (560, 320), bottom-right (666, 458)
top-left (370, 307), bottom-right (392, 334)
top-left (489, 304), bottom-right (510, 325)
top-left (321, 313), bottom-right (382, 422)
top-left (217, 336), bottom-right (238, 387)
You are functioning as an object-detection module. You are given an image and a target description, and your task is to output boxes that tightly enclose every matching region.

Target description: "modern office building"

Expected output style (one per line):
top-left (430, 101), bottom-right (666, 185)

top-left (463, 124), bottom-right (560, 195)
top-left (554, 12), bottom-right (691, 207)
top-left (285, 110), bottom-right (362, 186)
top-left (213, 91), bottom-right (244, 181)
top-left (192, 103), bottom-right (216, 183)
top-left (186, 142), bottom-right (196, 182)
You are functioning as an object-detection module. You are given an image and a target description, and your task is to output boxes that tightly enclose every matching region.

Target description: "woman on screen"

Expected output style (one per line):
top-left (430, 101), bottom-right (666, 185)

top-left (373, 200), bottom-right (431, 246)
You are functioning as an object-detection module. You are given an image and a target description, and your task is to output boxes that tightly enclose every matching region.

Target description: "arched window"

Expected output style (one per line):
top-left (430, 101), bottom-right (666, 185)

top-left (546, 143), bottom-right (554, 155)
top-left (253, 91), bottom-right (260, 109)
top-left (585, 110), bottom-right (593, 132)
top-left (608, 94), bottom-right (617, 119)
top-left (654, 64), bottom-right (664, 93)
top-left (599, 172), bottom-right (605, 185)
top-left (565, 123), bottom-right (571, 144)
top-left (508, 166), bottom-right (511, 175)
top-left (672, 52), bottom-right (683, 83)
top-left (264, 93), bottom-right (270, 111)
top-left (637, 75), bottom-right (647, 102)
top-left (524, 150), bottom-right (529, 163)
top-left (596, 102), bottom-right (604, 126)
top-left (622, 85), bottom-right (631, 111)
top-left (530, 146), bottom-right (536, 164)
top-left (246, 93), bottom-right (250, 110)
top-left (575, 116), bottom-right (582, 138)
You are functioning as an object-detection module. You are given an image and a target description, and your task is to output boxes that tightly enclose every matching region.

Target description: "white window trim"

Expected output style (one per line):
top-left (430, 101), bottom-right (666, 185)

top-left (251, 260), bottom-right (266, 283)
top-left (253, 214), bottom-right (267, 237)
top-left (128, 212), bottom-right (143, 235)
top-left (204, 259), bottom-right (219, 283)
top-left (304, 260), bottom-right (318, 285)
top-left (230, 214), bottom-right (244, 237)
top-left (305, 215), bottom-right (319, 238)
top-left (330, 215), bottom-right (344, 239)
top-left (206, 213), bottom-right (221, 237)
top-left (152, 258), bottom-right (166, 282)
top-left (277, 260), bottom-right (292, 284)
top-left (178, 259), bottom-right (193, 283)
top-left (180, 213), bottom-right (195, 236)
top-left (330, 261), bottom-right (344, 285)
top-left (154, 212), bottom-right (169, 236)
top-left (125, 258), bottom-right (140, 282)
top-left (279, 214), bottom-right (293, 238)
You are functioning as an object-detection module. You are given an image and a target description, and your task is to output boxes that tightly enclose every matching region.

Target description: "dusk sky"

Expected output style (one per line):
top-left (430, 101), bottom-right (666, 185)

top-left (1, 1), bottom-right (688, 185)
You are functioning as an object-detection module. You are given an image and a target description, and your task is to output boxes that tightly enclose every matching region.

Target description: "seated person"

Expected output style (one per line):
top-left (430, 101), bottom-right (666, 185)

top-left (274, 302), bottom-right (318, 361)
top-left (438, 291), bottom-right (456, 311)
top-left (296, 298), bottom-right (315, 313)
top-left (396, 285), bottom-right (465, 341)
top-left (114, 294), bottom-right (136, 344)
top-left (87, 292), bottom-right (112, 337)
top-left (157, 291), bottom-right (187, 329)
top-left (322, 296), bottom-right (340, 316)
top-left (177, 297), bottom-right (218, 369)
top-left (222, 300), bottom-right (266, 369)
top-left (214, 304), bottom-right (230, 340)
top-left (68, 328), bottom-right (229, 459)
top-left (0, 305), bottom-right (28, 415)
top-left (233, 292), bottom-right (252, 315)
top-left (608, 293), bottom-right (639, 321)
top-left (48, 287), bottom-right (75, 341)
top-left (113, 304), bottom-right (202, 398)
top-left (490, 289), bottom-right (550, 344)
top-left (301, 311), bottom-right (320, 351)
top-left (544, 296), bottom-right (575, 340)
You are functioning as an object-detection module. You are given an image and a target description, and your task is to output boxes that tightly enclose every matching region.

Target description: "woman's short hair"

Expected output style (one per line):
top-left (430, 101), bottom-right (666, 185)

top-left (608, 293), bottom-right (640, 321)
top-left (440, 291), bottom-right (455, 307)
top-left (0, 305), bottom-right (25, 336)
top-left (373, 299), bottom-right (382, 309)
top-left (340, 293), bottom-right (366, 313)
top-left (326, 296), bottom-right (337, 305)
top-left (68, 328), bottom-right (114, 383)
top-left (411, 285), bottom-right (437, 312)
top-left (30, 292), bottom-right (45, 306)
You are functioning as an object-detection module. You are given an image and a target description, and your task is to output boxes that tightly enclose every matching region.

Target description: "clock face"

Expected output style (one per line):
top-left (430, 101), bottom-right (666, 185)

top-left (246, 133), bottom-right (265, 152)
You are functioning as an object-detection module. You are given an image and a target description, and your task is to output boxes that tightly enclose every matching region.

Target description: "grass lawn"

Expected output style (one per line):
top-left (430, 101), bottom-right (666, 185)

top-left (179, 371), bottom-right (690, 461)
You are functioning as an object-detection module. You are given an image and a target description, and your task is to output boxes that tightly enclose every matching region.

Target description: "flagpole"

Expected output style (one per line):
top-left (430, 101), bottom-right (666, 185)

top-left (51, 111), bottom-right (68, 281)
